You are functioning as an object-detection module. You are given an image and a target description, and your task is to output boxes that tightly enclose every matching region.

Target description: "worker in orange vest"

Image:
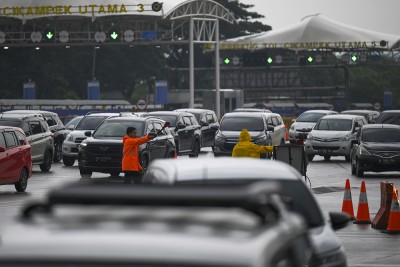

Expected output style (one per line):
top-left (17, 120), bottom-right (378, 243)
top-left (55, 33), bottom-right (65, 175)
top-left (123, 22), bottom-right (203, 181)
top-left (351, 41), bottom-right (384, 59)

top-left (122, 127), bottom-right (156, 184)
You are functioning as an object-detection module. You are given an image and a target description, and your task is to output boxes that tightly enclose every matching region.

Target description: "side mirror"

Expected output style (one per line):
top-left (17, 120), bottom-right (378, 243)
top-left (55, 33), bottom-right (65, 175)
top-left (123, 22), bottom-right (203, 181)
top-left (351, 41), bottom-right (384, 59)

top-left (84, 131), bottom-right (92, 137)
top-left (19, 139), bottom-right (25, 146)
top-left (267, 125), bottom-right (274, 132)
top-left (68, 125), bottom-right (75, 130)
top-left (201, 121), bottom-right (209, 126)
top-left (24, 132), bottom-right (30, 137)
top-left (177, 122), bottom-right (186, 129)
top-left (329, 212), bottom-right (351, 231)
top-left (0, 146), bottom-right (5, 152)
top-left (291, 119), bottom-right (296, 124)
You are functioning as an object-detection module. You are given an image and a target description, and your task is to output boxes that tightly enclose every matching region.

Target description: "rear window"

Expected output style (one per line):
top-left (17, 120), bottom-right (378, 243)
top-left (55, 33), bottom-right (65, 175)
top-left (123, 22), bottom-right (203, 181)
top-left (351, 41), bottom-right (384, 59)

top-left (0, 120), bottom-right (20, 127)
top-left (93, 120), bottom-right (145, 138)
top-left (315, 118), bottom-right (353, 131)
top-left (75, 116), bottom-right (110, 130)
top-left (296, 112), bottom-right (327, 123)
top-left (220, 117), bottom-right (264, 132)
top-left (376, 113), bottom-right (400, 125)
top-left (362, 128), bottom-right (400, 142)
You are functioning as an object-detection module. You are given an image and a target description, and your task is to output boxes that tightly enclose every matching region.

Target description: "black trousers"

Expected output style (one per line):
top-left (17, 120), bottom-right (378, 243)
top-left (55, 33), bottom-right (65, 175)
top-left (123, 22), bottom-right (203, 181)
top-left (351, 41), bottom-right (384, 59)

top-left (123, 171), bottom-right (143, 184)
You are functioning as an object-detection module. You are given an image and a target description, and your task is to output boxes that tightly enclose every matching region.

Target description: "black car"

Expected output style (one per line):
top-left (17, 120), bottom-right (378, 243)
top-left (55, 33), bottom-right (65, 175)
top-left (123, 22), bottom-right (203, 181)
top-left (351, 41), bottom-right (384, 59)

top-left (3, 110), bottom-right (70, 162)
top-left (376, 110), bottom-right (400, 125)
top-left (144, 111), bottom-right (202, 157)
top-left (350, 124), bottom-right (400, 177)
top-left (78, 116), bottom-right (176, 178)
top-left (340, 110), bottom-right (380, 124)
top-left (174, 108), bottom-right (220, 149)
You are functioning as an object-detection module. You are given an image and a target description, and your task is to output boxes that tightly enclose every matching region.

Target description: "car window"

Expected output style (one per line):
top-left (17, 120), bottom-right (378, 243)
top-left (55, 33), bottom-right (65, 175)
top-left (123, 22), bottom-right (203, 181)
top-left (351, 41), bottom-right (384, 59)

top-left (276, 116), bottom-right (283, 125)
top-left (21, 122), bottom-right (29, 133)
top-left (44, 115), bottom-right (57, 127)
top-left (75, 116), bottom-right (110, 130)
top-left (0, 132), bottom-right (6, 147)
top-left (40, 120), bottom-right (49, 132)
top-left (267, 116), bottom-right (273, 125)
top-left (315, 119), bottom-right (352, 131)
top-left (376, 113), bottom-right (400, 125)
top-left (93, 121), bottom-right (145, 137)
top-left (15, 130), bottom-right (26, 145)
top-left (183, 116), bottom-right (192, 126)
top-left (30, 121), bottom-right (42, 135)
top-left (362, 128), bottom-right (400, 142)
top-left (0, 120), bottom-right (20, 127)
top-left (206, 114), bottom-right (214, 123)
top-left (147, 122), bottom-right (155, 133)
top-left (296, 112), bottom-right (327, 122)
top-left (220, 116), bottom-right (264, 132)
top-left (271, 117), bottom-right (279, 126)
top-left (154, 122), bottom-right (166, 135)
top-left (148, 115), bottom-right (177, 127)
top-left (4, 131), bottom-right (18, 148)
top-left (189, 116), bottom-right (198, 125)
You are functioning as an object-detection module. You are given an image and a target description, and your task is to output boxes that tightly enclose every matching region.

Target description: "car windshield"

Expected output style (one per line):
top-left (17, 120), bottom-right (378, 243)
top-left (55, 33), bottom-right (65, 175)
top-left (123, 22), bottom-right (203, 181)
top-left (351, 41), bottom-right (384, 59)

top-left (0, 120), bottom-right (20, 127)
top-left (65, 117), bottom-right (82, 128)
top-left (149, 115), bottom-right (177, 127)
top-left (362, 128), bottom-right (400, 142)
top-left (315, 119), bottom-right (352, 131)
top-left (296, 112), bottom-right (327, 122)
top-left (94, 120), bottom-right (145, 138)
top-left (220, 117), bottom-right (264, 131)
top-left (75, 116), bottom-right (110, 130)
top-left (376, 113), bottom-right (400, 125)
top-left (176, 179), bottom-right (324, 228)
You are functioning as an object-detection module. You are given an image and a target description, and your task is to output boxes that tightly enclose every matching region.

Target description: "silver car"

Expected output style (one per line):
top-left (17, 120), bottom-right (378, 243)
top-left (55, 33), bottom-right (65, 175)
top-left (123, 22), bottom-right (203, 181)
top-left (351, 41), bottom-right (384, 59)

top-left (143, 157), bottom-right (350, 267)
top-left (289, 110), bottom-right (338, 145)
top-left (0, 182), bottom-right (312, 267)
top-left (304, 114), bottom-right (367, 161)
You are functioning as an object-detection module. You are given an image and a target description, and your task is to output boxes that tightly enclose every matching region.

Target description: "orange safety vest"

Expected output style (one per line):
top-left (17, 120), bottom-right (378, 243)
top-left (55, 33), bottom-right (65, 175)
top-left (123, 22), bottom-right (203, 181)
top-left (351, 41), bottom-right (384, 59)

top-left (122, 134), bottom-right (150, 172)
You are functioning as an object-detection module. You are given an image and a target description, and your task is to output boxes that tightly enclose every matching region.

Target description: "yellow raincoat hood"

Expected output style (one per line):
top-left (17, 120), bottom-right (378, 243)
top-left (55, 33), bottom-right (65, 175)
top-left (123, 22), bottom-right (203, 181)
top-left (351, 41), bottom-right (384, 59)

top-left (232, 129), bottom-right (273, 158)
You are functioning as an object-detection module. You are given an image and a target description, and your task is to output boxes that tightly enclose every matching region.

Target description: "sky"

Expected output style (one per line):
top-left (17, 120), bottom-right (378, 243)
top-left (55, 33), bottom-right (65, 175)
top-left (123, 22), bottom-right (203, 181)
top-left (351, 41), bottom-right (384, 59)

top-left (240, 0), bottom-right (400, 36)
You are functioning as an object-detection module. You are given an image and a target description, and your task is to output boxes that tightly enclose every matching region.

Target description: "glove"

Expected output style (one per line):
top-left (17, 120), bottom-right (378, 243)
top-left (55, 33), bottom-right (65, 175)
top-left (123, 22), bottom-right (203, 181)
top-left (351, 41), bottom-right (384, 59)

top-left (148, 132), bottom-right (157, 139)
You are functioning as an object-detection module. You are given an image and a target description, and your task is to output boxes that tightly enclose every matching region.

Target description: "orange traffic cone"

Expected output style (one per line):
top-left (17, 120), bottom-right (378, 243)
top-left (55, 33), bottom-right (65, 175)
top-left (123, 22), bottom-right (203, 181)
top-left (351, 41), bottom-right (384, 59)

top-left (285, 124), bottom-right (289, 142)
top-left (382, 187), bottom-right (400, 234)
top-left (354, 181), bottom-right (371, 224)
top-left (342, 179), bottom-right (355, 220)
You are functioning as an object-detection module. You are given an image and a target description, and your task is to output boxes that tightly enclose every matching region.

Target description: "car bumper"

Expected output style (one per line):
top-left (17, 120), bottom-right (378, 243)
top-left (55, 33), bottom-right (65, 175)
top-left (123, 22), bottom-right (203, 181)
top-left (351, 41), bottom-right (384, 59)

top-left (357, 155), bottom-right (400, 172)
top-left (289, 131), bottom-right (310, 144)
top-left (304, 140), bottom-right (352, 156)
top-left (62, 141), bottom-right (80, 158)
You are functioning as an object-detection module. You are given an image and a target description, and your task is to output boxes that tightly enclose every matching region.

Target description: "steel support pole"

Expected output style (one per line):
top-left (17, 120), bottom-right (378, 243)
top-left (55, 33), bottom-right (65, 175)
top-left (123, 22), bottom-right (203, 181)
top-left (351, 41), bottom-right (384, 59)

top-left (189, 17), bottom-right (194, 108)
top-left (215, 19), bottom-right (220, 119)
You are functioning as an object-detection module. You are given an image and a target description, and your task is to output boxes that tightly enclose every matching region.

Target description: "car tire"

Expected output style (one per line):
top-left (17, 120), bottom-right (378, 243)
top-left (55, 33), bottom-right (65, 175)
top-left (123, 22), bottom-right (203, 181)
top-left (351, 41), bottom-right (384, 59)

top-left (80, 169), bottom-right (92, 179)
top-left (63, 156), bottom-right (75, 166)
top-left (345, 155), bottom-right (351, 162)
top-left (40, 150), bottom-right (52, 172)
top-left (189, 140), bottom-right (200, 158)
top-left (351, 160), bottom-right (356, 175)
top-left (15, 168), bottom-right (28, 192)
top-left (140, 155), bottom-right (149, 172)
top-left (307, 155), bottom-right (314, 162)
top-left (356, 160), bottom-right (364, 177)
top-left (324, 155), bottom-right (331, 161)
top-left (53, 142), bottom-right (63, 163)
top-left (110, 171), bottom-right (120, 177)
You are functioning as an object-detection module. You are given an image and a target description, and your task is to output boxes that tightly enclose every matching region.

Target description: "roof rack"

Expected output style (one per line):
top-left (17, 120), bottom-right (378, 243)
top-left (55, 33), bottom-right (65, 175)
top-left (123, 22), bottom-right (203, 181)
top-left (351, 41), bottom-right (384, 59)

top-left (21, 182), bottom-right (282, 222)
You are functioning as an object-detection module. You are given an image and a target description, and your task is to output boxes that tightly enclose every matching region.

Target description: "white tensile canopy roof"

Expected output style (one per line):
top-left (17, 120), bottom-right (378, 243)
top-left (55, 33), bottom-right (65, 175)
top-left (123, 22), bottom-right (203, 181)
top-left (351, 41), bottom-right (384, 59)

top-left (220, 14), bottom-right (400, 51)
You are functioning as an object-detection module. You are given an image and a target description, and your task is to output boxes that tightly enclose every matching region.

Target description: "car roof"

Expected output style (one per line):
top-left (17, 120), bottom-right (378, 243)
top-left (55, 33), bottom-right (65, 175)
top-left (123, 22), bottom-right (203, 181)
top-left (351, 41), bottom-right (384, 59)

top-left (361, 123), bottom-right (400, 129)
top-left (106, 116), bottom-right (153, 122)
top-left (175, 108), bottom-right (214, 114)
top-left (323, 114), bottom-right (364, 120)
top-left (0, 125), bottom-right (23, 131)
top-left (340, 110), bottom-right (379, 114)
top-left (301, 110), bottom-right (337, 114)
top-left (380, 110), bottom-right (400, 113)
top-left (233, 108), bottom-right (272, 113)
top-left (223, 112), bottom-right (264, 118)
top-left (0, 113), bottom-right (43, 120)
top-left (146, 158), bottom-right (301, 183)
top-left (3, 110), bottom-right (58, 116)
top-left (147, 111), bottom-right (193, 116)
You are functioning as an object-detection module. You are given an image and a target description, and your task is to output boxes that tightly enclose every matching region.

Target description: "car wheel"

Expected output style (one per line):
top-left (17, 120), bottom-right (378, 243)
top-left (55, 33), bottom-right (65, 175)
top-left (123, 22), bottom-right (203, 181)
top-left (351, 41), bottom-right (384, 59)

top-left (345, 155), bottom-right (351, 162)
top-left (141, 155), bottom-right (149, 172)
top-left (80, 169), bottom-right (92, 179)
top-left (63, 156), bottom-right (75, 166)
top-left (40, 150), bottom-right (52, 172)
top-left (211, 146), bottom-right (215, 152)
top-left (307, 155), bottom-right (314, 162)
top-left (53, 142), bottom-right (63, 163)
top-left (356, 160), bottom-right (364, 177)
top-left (351, 159), bottom-right (356, 175)
top-left (324, 155), bottom-right (331, 160)
top-left (15, 168), bottom-right (28, 192)
top-left (280, 139), bottom-right (285, 145)
top-left (189, 140), bottom-right (200, 158)
top-left (110, 171), bottom-right (120, 177)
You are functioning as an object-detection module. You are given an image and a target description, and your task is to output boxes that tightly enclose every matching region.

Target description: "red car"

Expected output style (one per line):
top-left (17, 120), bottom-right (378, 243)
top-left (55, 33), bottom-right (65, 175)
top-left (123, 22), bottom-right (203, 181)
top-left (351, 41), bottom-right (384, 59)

top-left (0, 126), bottom-right (32, 192)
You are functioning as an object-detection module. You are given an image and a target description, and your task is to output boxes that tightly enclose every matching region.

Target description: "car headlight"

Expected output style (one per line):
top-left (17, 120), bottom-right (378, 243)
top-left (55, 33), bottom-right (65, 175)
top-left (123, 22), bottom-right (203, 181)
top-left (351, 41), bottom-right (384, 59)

top-left (79, 142), bottom-right (87, 150)
top-left (253, 136), bottom-right (267, 144)
top-left (359, 145), bottom-right (371, 155)
top-left (65, 134), bottom-right (73, 142)
top-left (340, 134), bottom-right (351, 141)
top-left (307, 133), bottom-right (314, 141)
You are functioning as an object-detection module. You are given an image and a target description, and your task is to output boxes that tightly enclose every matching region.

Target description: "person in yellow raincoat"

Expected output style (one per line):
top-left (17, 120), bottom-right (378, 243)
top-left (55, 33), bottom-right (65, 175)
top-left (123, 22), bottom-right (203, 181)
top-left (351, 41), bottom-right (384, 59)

top-left (122, 127), bottom-right (156, 184)
top-left (232, 129), bottom-right (273, 158)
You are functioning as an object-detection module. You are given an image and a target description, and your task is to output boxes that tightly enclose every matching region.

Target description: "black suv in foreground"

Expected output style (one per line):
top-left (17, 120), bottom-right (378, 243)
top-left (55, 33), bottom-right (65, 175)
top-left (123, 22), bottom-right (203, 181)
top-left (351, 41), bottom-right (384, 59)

top-left (144, 111), bottom-right (202, 157)
top-left (0, 113), bottom-right (54, 171)
top-left (3, 110), bottom-right (70, 162)
top-left (78, 116), bottom-right (176, 178)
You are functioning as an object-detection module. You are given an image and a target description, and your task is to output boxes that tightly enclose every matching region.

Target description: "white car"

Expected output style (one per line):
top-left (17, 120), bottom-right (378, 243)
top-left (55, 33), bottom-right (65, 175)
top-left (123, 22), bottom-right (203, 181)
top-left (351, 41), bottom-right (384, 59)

top-left (304, 114), bottom-right (368, 161)
top-left (62, 112), bottom-right (119, 166)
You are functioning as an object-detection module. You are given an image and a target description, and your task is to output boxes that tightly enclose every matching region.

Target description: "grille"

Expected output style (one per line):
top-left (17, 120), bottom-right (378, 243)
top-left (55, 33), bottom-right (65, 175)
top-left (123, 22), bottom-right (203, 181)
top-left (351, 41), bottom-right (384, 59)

top-left (86, 145), bottom-right (122, 155)
top-left (372, 151), bottom-right (400, 158)
top-left (71, 148), bottom-right (78, 153)
top-left (75, 137), bottom-right (86, 143)
top-left (312, 146), bottom-right (340, 151)
top-left (314, 137), bottom-right (340, 142)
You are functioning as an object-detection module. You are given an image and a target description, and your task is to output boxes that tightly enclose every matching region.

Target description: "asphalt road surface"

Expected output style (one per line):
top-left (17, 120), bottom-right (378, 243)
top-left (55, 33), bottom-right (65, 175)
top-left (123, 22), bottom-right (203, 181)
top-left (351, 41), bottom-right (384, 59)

top-left (0, 148), bottom-right (399, 266)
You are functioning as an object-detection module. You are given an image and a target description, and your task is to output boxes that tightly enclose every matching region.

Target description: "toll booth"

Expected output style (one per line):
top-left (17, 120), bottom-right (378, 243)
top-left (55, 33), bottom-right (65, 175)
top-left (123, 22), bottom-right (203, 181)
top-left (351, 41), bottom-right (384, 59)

top-left (202, 89), bottom-right (244, 116)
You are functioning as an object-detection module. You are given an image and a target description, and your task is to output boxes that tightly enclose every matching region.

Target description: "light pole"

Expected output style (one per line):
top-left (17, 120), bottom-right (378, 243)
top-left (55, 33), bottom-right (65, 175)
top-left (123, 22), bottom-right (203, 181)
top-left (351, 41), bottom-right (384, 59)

top-left (92, 46), bottom-right (99, 80)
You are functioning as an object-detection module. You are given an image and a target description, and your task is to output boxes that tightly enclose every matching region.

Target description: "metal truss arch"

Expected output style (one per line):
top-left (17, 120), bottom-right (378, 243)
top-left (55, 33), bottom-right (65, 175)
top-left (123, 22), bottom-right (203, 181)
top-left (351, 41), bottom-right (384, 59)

top-left (166, 0), bottom-right (235, 24)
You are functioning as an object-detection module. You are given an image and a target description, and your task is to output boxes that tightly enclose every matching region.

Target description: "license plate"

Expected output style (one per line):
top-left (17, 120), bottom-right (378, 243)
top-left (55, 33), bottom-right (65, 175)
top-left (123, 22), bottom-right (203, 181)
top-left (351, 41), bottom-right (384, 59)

top-left (96, 156), bottom-right (111, 162)
top-left (381, 159), bottom-right (394, 164)
top-left (319, 149), bottom-right (332, 154)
